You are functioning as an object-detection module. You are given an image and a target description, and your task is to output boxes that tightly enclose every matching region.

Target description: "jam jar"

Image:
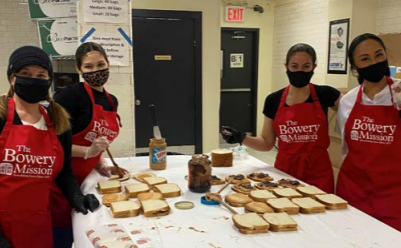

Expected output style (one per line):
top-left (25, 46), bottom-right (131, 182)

top-left (188, 154), bottom-right (212, 193)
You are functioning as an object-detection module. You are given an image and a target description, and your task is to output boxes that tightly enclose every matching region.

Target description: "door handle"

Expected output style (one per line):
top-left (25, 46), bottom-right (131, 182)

top-left (135, 99), bottom-right (141, 106)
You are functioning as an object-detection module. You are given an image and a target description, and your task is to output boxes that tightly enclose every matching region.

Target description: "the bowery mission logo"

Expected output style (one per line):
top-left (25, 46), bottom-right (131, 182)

top-left (350, 116), bottom-right (396, 144)
top-left (278, 120), bottom-right (320, 143)
top-left (0, 145), bottom-right (56, 178)
top-left (84, 119), bottom-right (118, 142)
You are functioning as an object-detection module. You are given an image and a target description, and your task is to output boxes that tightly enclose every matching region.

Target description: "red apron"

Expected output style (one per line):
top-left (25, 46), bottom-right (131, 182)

top-left (0, 98), bottom-right (63, 248)
top-left (273, 84), bottom-right (334, 193)
top-left (336, 77), bottom-right (401, 231)
top-left (50, 82), bottom-right (121, 227)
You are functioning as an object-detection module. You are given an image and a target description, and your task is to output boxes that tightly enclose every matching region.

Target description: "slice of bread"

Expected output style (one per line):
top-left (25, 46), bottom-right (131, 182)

top-left (247, 172), bottom-right (274, 182)
top-left (249, 190), bottom-right (277, 202)
top-left (262, 212), bottom-right (298, 232)
top-left (225, 174), bottom-right (251, 185)
top-left (225, 193), bottom-right (253, 207)
top-left (102, 193), bottom-right (129, 207)
top-left (245, 201), bottom-right (274, 215)
top-left (296, 186), bottom-right (326, 199)
top-left (141, 199), bottom-right (170, 217)
top-left (277, 178), bottom-right (305, 188)
top-left (211, 149), bottom-right (233, 167)
top-left (142, 177), bottom-right (167, 186)
top-left (292, 197), bottom-right (326, 214)
top-left (232, 213), bottom-right (269, 234)
top-left (315, 194), bottom-right (348, 210)
top-left (97, 180), bottom-right (122, 194)
top-left (255, 181), bottom-right (282, 191)
top-left (210, 175), bottom-right (225, 185)
top-left (272, 188), bottom-right (303, 199)
top-left (267, 198), bottom-right (300, 214)
top-left (231, 184), bottom-right (256, 195)
top-left (110, 201), bottom-right (140, 218)
top-left (125, 183), bottom-right (150, 198)
top-left (132, 173), bottom-right (156, 182)
top-left (137, 192), bottom-right (164, 202)
top-left (153, 183), bottom-right (181, 198)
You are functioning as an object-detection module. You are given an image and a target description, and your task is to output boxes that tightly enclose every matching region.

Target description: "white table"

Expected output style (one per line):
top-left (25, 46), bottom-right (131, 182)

top-left (73, 155), bottom-right (401, 248)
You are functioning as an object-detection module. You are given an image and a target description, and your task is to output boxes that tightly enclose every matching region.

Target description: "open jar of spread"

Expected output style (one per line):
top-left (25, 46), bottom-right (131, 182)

top-left (188, 154), bottom-right (212, 193)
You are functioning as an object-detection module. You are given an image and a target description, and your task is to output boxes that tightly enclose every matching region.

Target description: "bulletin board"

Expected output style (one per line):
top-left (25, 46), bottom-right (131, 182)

top-left (379, 33), bottom-right (401, 67)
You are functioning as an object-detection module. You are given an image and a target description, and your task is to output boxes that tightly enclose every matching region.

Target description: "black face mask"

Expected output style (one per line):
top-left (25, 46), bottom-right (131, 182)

top-left (356, 60), bottom-right (389, 84)
top-left (286, 70), bottom-right (314, 88)
top-left (14, 75), bottom-right (50, 104)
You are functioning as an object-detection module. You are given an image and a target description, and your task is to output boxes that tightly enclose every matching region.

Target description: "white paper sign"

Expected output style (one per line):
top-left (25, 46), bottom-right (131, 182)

top-left (28, 0), bottom-right (76, 19)
top-left (230, 53), bottom-right (244, 68)
top-left (83, 0), bottom-right (129, 24)
top-left (86, 35), bottom-right (129, 66)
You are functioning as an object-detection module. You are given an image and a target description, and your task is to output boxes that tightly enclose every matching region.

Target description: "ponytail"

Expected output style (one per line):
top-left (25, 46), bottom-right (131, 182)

top-left (0, 87), bottom-right (13, 121)
top-left (46, 95), bottom-right (71, 135)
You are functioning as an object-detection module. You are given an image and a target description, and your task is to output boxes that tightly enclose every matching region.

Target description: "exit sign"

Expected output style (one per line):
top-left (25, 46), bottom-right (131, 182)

top-left (225, 6), bottom-right (245, 22)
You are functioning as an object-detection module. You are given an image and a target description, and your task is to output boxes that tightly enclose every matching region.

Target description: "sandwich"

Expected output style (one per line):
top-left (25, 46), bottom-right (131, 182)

top-left (277, 178), bottom-right (305, 189)
top-left (231, 183), bottom-right (256, 195)
top-left (272, 188), bottom-right (303, 199)
top-left (132, 172), bottom-right (156, 182)
top-left (266, 198), bottom-right (300, 214)
top-left (102, 193), bottom-right (129, 207)
top-left (137, 192), bottom-right (164, 202)
top-left (141, 199), bottom-right (170, 217)
top-left (142, 176), bottom-right (167, 186)
top-left (249, 190), bottom-right (277, 202)
top-left (98, 180), bottom-right (122, 194)
top-left (315, 194), bottom-right (348, 210)
top-left (210, 175), bottom-right (225, 185)
top-left (153, 183), bottom-right (181, 198)
top-left (296, 186), bottom-right (326, 199)
top-left (211, 149), bottom-right (233, 167)
top-left (225, 174), bottom-right (251, 185)
top-left (110, 201), bottom-right (140, 218)
top-left (124, 183), bottom-right (150, 198)
top-left (262, 212), bottom-right (298, 232)
top-left (232, 213), bottom-right (269, 234)
top-left (247, 172), bottom-right (274, 182)
top-left (244, 201), bottom-right (274, 215)
top-left (255, 181), bottom-right (282, 191)
top-left (292, 197), bottom-right (326, 214)
top-left (225, 193), bottom-right (253, 207)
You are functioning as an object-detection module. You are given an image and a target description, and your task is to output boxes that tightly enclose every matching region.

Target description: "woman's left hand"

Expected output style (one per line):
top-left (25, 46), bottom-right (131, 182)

top-left (96, 165), bottom-right (129, 177)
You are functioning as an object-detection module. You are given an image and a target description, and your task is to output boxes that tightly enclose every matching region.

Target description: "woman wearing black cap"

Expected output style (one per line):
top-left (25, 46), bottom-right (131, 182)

top-left (50, 42), bottom-right (127, 247)
top-left (0, 46), bottom-right (99, 248)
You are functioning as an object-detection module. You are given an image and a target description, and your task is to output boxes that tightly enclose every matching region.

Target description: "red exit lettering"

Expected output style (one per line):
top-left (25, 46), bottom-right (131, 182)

top-left (226, 7), bottom-right (244, 22)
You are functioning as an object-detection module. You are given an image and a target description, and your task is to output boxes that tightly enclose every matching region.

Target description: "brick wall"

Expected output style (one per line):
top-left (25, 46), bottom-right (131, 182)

top-left (377, 0), bottom-right (401, 34)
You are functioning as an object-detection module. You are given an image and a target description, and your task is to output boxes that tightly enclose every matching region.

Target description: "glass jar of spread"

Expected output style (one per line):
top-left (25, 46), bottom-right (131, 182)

top-left (188, 154), bottom-right (212, 193)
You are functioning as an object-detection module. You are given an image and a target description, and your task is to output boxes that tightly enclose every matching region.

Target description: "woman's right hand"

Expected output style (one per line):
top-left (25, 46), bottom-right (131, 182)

top-left (87, 136), bottom-right (109, 158)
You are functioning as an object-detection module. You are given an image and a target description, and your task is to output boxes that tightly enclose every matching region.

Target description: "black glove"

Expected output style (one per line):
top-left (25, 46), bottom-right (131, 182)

top-left (73, 194), bottom-right (100, 215)
top-left (220, 126), bottom-right (246, 145)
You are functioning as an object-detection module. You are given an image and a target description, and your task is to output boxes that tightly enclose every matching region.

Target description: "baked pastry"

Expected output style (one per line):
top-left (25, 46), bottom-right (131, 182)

top-left (244, 201), bottom-right (274, 215)
top-left (255, 181), bottom-right (282, 191)
top-left (225, 193), bottom-right (253, 207)
top-left (210, 175), bottom-right (225, 185)
top-left (277, 178), bottom-right (305, 188)
top-left (225, 174), bottom-right (251, 185)
top-left (262, 213), bottom-right (298, 232)
top-left (247, 172), bottom-right (273, 182)
top-left (232, 213), bottom-right (269, 234)
top-left (231, 183), bottom-right (256, 195)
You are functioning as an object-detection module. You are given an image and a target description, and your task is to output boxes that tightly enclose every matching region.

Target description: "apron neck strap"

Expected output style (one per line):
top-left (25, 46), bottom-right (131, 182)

top-left (357, 76), bottom-right (394, 104)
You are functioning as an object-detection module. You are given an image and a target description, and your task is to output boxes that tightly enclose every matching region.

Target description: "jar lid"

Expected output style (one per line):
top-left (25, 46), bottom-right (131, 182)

top-left (174, 201), bottom-right (195, 210)
top-left (200, 196), bottom-right (220, 205)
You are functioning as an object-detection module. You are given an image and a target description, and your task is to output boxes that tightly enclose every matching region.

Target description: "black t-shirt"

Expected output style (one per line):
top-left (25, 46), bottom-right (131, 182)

top-left (0, 108), bottom-right (81, 205)
top-left (54, 83), bottom-right (119, 135)
top-left (263, 84), bottom-right (341, 119)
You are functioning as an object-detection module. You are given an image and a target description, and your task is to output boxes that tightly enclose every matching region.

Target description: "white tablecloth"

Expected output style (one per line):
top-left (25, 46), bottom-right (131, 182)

top-left (73, 155), bottom-right (401, 248)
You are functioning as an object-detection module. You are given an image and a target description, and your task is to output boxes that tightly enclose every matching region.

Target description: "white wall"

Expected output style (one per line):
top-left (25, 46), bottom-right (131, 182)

top-left (133, 0), bottom-right (221, 153)
top-left (272, 0), bottom-right (329, 91)
top-left (220, 0), bottom-right (275, 136)
top-left (377, 0), bottom-right (401, 34)
top-left (0, 1), bottom-right (39, 92)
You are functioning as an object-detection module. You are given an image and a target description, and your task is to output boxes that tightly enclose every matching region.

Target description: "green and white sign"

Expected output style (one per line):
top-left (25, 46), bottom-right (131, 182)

top-left (28, 0), bottom-right (76, 19)
top-left (37, 18), bottom-right (78, 56)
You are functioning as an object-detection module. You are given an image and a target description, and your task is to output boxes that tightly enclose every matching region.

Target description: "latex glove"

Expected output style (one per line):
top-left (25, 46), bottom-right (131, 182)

top-left (96, 165), bottom-right (129, 177)
top-left (220, 126), bottom-right (246, 145)
top-left (86, 137), bottom-right (109, 158)
top-left (73, 194), bottom-right (100, 215)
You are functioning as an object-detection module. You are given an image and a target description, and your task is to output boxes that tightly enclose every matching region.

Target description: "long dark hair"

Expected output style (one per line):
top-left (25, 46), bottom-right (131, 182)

top-left (348, 33), bottom-right (390, 84)
top-left (285, 43), bottom-right (317, 65)
top-left (75, 42), bottom-right (109, 70)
